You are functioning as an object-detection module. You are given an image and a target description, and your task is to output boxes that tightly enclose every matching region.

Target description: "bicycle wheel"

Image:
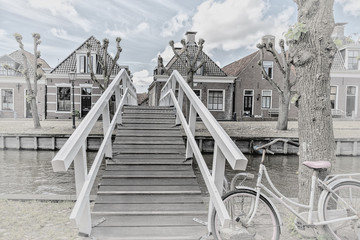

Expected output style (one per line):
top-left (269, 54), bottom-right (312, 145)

top-left (320, 180), bottom-right (360, 240)
top-left (211, 188), bottom-right (281, 240)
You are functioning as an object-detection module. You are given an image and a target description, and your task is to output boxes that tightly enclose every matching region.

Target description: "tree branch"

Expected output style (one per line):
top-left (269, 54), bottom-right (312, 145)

top-left (108, 37), bottom-right (122, 78)
top-left (157, 55), bottom-right (170, 76)
top-left (261, 42), bottom-right (286, 76)
top-left (102, 38), bottom-right (109, 86)
top-left (194, 59), bottom-right (206, 72)
top-left (86, 42), bottom-right (104, 90)
top-left (258, 48), bottom-right (283, 94)
top-left (2, 64), bottom-right (22, 74)
top-left (169, 40), bottom-right (187, 70)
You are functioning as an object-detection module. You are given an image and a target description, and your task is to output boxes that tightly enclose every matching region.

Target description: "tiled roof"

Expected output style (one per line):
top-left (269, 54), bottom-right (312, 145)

top-left (164, 45), bottom-right (227, 77)
top-left (8, 49), bottom-right (50, 75)
top-left (222, 51), bottom-right (258, 77)
top-left (331, 50), bottom-right (346, 71)
top-left (50, 36), bottom-right (121, 75)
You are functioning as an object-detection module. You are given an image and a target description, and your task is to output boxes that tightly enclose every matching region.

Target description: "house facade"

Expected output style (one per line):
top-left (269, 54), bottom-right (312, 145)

top-left (0, 50), bottom-right (50, 119)
top-left (222, 35), bottom-right (297, 120)
top-left (46, 36), bottom-right (126, 119)
top-left (149, 32), bottom-right (236, 120)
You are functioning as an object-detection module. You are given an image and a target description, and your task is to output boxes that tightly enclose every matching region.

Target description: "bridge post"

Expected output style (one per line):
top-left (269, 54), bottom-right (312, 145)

top-left (102, 103), bottom-right (112, 158)
top-left (74, 144), bottom-right (92, 235)
top-left (208, 143), bottom-right (226, 232)
top-left (186, 104), bottom-right (196, 159)
top-left (176, 88), bottom-right (184, 125)
top-left (115, 85), bottom-right (122, 124)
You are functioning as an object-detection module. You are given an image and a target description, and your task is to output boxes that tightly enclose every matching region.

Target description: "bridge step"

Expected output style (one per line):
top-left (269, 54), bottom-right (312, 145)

top-left (91, 106), bottom-right (207, 239)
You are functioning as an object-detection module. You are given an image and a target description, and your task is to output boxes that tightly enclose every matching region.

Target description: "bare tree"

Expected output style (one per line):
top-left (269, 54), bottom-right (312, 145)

top-left (86, 37), bottom-right (122, 91)
top-left (169, 39), bottom-right (206, 89)
top-left (288, 0), bottom-right (337, 205)
top-left (5, 33), bottom-right (43, 128)
top-left (257, 40), bottom-right (296, 130)
top-left (157, 55), bottom-right (170, 76)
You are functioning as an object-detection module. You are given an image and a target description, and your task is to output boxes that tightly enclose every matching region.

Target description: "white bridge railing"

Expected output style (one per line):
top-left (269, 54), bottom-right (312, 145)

top-left (159, 70), bottom-right (248, 232)
top-left (51, 69), bottom-right (137, 235)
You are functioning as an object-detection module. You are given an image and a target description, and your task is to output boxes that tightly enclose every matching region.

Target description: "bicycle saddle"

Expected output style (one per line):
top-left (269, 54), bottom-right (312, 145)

top-left (302, 161), bottom-right (331, 170)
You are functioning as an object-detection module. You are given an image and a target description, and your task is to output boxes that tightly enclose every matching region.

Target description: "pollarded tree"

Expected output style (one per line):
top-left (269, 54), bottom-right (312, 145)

top-left (288, 0), bottom-right (337, 205)
top-left (5, 33), bottom-right (43, 129)
top-left (86, 37), bottom-right (122, 91)
top-left (257, 39), bottom-right (296, 130)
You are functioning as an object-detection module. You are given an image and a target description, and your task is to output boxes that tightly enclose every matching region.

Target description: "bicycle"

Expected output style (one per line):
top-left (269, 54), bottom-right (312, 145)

top-left (211, 138), bottom-right (360, 240)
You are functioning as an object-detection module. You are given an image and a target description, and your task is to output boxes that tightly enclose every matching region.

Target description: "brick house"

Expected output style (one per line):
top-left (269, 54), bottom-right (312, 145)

top-left (0, 50), bottom-right (50, 119)
top-left (222, 35), bottom-right (298, 120)
top-left (46, 36), bottom-right (127, 119)
top-left (149, 31), bottom-right (236, 120)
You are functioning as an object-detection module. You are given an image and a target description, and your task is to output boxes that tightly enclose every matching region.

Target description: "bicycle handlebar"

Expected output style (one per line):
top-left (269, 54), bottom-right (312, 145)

top-left (255, 138), bottom-right (299, 151)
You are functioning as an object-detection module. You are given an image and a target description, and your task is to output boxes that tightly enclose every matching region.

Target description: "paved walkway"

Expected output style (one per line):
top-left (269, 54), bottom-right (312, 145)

top-left (1, 119), bottom-right (359, 140)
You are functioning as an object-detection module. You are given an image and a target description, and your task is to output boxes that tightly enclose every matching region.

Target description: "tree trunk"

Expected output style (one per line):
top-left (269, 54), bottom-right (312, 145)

top-left (184, 72), bottom-right (194, 120)
top-left (276, 92), bottom-right (290, 130)
top-left (31, 96), bottom-right (41, 129)
top-left (291, 0), bottom-right (336, 205)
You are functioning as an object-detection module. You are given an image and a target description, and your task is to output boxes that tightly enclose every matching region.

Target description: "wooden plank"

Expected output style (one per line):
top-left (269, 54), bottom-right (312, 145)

top-left (91, 214), bottom-right (207, 227)
top-left (113, 144), bottom-right (185, 149)
top-left (117, 131), bottom-right (182, 137)
top-left (103, 170), bottom-right (195, 177)
top-left (122, 119), bottom-right (175, 124)
top-left (112, 148), bottom-right (186, 154)
top-left (112, 154), bottom-right (186, 159)
top-left (109, 160), bottom-right (190, 165)
top-left (95, 194), bottom-right (204, 204)
top-left (105, 165), bottom-right (191, 171)
top-left (92, 203), bottom-right (207, 213)
top-left (100, 178), bottom-right (198, 186)
top-left (98, 185), bottom-right (201, 192)
top-left (123, 114), bottom-right (175, 119)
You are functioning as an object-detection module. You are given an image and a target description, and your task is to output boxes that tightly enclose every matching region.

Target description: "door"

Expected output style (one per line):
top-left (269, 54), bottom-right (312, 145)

top-left (25, 90), bottom-right (32, 118)
top-left (81, 87), bottom-right (92, 117)
top-left (243, 90), bottom-right (253, 116)
top-left (346, 86), bottom-right (357, 117)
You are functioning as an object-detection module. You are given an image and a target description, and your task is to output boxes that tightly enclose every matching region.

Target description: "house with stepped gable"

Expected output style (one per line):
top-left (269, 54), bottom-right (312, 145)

top-left (46, 36), bottom-right (129, 119)
top-left (222, 35), bottom-right (297, 120)
top-left (149, 31), bottom-right (236, 120)
top-left (0, 50), bottom-right (50, 119)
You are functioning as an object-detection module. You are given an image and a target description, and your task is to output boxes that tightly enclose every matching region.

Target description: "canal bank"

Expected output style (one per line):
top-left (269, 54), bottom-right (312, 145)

top-left (1, 119), bottom-right (360, 155)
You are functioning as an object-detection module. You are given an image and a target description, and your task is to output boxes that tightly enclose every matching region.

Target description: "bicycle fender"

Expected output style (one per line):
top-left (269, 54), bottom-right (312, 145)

top-left (317, 178), bottom-right (360, 222)
top-left (235, 186), bottom-right (283, 233)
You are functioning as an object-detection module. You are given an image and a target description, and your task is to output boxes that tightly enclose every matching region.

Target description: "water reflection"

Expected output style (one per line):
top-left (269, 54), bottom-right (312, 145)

top-left (194, 154), bottom-right (360, 198)
top-left (0, 150), bottom-right (102, 195)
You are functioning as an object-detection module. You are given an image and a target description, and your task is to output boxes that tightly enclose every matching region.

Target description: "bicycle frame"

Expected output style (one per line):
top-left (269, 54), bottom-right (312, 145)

top-left (246, 149), bottom-right (359, 227)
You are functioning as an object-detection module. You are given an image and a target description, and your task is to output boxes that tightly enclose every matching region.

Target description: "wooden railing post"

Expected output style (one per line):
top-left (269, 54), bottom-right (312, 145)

top-left (176, 87), bottom-right (184, 125)
top-left (102, 103), bottom-right (112, 158)
top-left (186, 104), bottom-right (196, 159)
top-left (208, 143), bottom-right (226, 231)
top-left (74, 144), bottom-right (91, 235)
top-left (115, 85), bottom-right (122, 124)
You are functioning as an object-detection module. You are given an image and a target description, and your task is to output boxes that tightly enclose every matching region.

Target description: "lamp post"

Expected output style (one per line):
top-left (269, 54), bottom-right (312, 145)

top-left (68, 70), bottom-right (77, 129)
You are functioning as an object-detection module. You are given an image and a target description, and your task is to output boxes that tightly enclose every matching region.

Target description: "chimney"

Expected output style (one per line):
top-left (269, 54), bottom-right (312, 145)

top-left (261, 35), bottom-right (275, 48)
top-left (332, 22), bottom-right (347, 40)
top-left (185, 31), bottom-right (197, 46)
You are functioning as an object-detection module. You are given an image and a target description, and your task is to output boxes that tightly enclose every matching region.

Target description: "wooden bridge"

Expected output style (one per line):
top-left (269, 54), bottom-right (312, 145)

top-left (52, 69), bottom-right (248, 239)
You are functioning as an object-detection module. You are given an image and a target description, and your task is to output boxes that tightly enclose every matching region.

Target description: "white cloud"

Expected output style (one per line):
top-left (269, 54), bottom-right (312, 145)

top-left (191, 0), bottom-right (295, 52)
top-left (132, 70), bottom-right (153, 93)
top-left (105, 22), bottom-right (149, 39)
top-left (152, 42), bottom-right (182, 66)
top-left (50, 28), bottom-right (83, 42)
top-left (28, 0), bottom-right (91, 32)
top-left (336, 0), bottom-right (360, 16)
top-left (161, 13), bottom-right (189, 37)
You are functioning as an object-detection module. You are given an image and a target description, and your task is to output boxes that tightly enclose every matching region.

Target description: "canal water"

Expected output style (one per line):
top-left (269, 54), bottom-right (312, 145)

top-left (0, 150), bottom-right (359, 198)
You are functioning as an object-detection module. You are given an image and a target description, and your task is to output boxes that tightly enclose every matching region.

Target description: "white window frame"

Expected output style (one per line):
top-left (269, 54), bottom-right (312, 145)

top-left (261, 90), bottom-right (272, 109)
top-left (56, 84), bottom-right (71, 112)
top-left (345, 85), bottom-right (358, 116)
top-left (0, 88), bottom-right (14, 111)
top-left (262, 61), bottom-right (273, 79)
top-left (195, 60), bottom-right (203, 75)
top-left (207, 89), bottom-right (225, 111)
top-left (330, 85), bottom-right (338, 110)
top-left (80, 84), bottom-right (93, 117)
top-left (76, 52), bottom-right (96, 74)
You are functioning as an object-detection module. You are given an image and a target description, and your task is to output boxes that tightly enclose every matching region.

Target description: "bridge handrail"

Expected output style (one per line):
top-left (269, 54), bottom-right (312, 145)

top-left (51, 69), bottom-right (137, 235)
top-left (159, 70), bottom-right (248, 230)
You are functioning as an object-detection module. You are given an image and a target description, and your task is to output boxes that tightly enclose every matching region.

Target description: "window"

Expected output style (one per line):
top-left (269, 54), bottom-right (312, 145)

top-left (57, 87), bottom-right (71, 111)
top-left (263, 61), bottom-right (273, 78)
top-left (77, 53), bottom-right (96, 73)
top-left (195, 61), bottom-right (203, 75)
top-left (193, 89), bottom-right (201, 99)
top-left (1, 89), bottom-right (13, 111)
top-left (330, 86), bottom-right (337, 109)
top-left (347, 50), bottom-right (360, 70)
top-left (208, 90), bottom-right (224, 111)
top-left (262, 90), bottom-right (272, 108)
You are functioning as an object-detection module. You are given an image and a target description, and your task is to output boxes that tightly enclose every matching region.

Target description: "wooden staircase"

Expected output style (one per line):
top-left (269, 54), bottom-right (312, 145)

top-left (91, 106), bottom-right (208, 239)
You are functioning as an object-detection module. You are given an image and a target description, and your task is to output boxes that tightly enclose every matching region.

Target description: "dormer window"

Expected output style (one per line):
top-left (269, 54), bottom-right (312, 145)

top-left (76, 51), bottom-right (96, 74)
top-left (196, 60), bottom-right (203, 75)
top-left (263, 61), bottom-right (273, 79)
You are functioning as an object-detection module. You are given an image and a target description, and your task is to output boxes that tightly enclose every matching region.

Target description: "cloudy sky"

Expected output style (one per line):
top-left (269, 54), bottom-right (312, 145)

top-left (0, 0), bottom-right (359, 93)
